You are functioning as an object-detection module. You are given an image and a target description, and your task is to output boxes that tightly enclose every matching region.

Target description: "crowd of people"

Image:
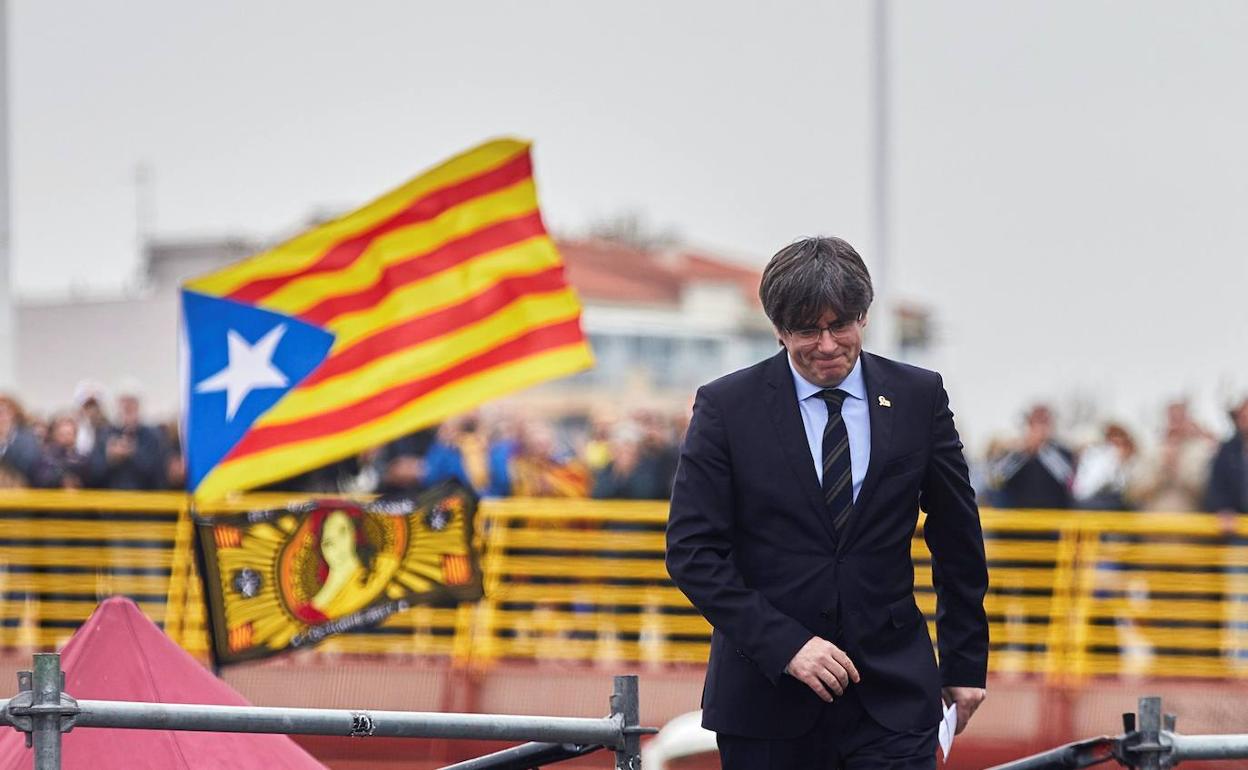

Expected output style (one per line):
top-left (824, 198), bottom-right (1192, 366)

top-left (0, 381), bottom-right (687, 500)
top-left (979, 398), bottom-right (1248, 520)
top-left (0, 384), bottom-right (175, 491)
top-left (2, 379), bottom-right (1246, 516)
top-left (283, 408), bottom-right (687, 501)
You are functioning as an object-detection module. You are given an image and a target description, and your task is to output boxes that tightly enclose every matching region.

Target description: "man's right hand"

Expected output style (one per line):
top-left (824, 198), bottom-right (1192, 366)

top-left (784, 636), bottom-right (860, 702)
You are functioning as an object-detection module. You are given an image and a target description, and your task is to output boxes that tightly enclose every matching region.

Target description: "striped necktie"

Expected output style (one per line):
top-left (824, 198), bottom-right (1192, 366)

top-left (816, 389), bottom-right (853, 531)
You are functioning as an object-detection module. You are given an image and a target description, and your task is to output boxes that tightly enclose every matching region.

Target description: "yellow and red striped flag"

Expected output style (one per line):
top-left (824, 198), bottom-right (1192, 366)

top-left (180, 139), bottom-right (593, 500)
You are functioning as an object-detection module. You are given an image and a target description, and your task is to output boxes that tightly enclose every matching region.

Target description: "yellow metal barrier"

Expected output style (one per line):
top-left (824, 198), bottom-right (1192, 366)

top-left (0, 491), bottom-right (1245, 680)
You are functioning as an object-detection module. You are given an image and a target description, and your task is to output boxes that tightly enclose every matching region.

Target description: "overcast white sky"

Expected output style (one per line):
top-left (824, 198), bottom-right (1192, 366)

top-left (9, 0), bottom-right (1248, 446)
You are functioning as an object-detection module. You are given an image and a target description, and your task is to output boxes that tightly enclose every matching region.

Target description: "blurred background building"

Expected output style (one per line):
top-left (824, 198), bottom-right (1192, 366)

top-left (12, 231), bottom-right (781, 418)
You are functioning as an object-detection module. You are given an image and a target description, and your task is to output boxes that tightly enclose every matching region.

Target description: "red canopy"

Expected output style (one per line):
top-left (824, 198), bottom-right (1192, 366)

top-left (0, 597), bottom-right (327, 769)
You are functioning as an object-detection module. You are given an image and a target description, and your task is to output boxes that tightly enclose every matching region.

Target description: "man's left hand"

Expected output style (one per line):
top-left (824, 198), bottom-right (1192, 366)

top-left (942, 687), bottom-right (986, 735)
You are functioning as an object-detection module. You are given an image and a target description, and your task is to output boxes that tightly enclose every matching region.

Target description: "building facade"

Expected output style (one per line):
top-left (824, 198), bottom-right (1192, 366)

top-left (13, 235), bottom-right (772, 421)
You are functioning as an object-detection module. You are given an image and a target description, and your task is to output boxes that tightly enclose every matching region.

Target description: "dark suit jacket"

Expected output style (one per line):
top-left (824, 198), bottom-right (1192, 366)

top-left (1205, 434), bottom-right (1247, 514)
top-left (665, 350), bottom-right (989, 738)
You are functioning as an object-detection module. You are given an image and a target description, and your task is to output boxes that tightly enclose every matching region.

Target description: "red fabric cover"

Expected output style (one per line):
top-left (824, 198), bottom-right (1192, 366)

top-left (0, 597), bottom-right (327, 769)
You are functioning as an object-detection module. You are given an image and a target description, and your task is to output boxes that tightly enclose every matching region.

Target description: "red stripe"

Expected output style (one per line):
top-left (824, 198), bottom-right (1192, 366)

top-left (223, 319), bottom-right (587, 461)
top-left (297, 211), bottom-right (548, 326)
top-left (302, 266), bottom-right (571, 387)
top-left (226, 151), bottom-right (534, 304)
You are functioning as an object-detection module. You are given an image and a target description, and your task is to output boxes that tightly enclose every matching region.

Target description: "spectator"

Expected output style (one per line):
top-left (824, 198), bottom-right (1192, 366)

top-left (507, 422), bottom-right (589, 497)
top-left (0, 395), bottom-right (40, 487)
top-left (338, 447), bottom-right (381, 494)
top-left (485, 412), bottom-right (522, 495)
top-left (581, 413), bottom-right (615, 475)
top-left (592, 422), bottom-right (667, 500)
top-left (31, 414), bottom-right (92, 489)
top-left (1126, 400), bottom-right (1215, 512)
top-left (1205, 397), bottom-right (1248, 521)
top-left (72, 380), bottom-right (112, 458)
top-left (96, 385), bottom-right (168, 490)
top-left (1073, 422), bottom-right (1138, 510)
top-left (425, 415), bottom-right (507, 496)
top-left (27, 414), bottom-right (48, 445)
top-left (636, 410), bottom-right (678, 499)
top-left (1206, 398), bottom-right (1248, 665)
top-left (991, 404), bottom-right (1076, 509)
top-left (161, 421), bottom-right (187, 490)
top-left (258, 457), bottom-right (361, 493)
top-left (373, 427), bottom-right (438, 495)
top-left (970, 437), bottom-right (1012, 506)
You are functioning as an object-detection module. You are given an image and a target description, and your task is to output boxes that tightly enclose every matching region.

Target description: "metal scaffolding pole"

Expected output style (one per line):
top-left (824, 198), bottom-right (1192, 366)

top-left (1169, 733), bottom-right (1248, 762)
top-left (439, 741), bottom-right (600, 770)
top-left (59, 700), bottom-right (626, 744)
top-left (987, 694), bottom-right (1248, 770)
top-left (30, 655), bottom-right (65, 770)
top-left (1, 654), bottom-right (652, 770)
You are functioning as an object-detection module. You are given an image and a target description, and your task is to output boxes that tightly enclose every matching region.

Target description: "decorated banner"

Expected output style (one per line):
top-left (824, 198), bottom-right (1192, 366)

top-left (181, 138), bottom-right (594, 500)
top-left (195, 481), bottom-right (482, 664)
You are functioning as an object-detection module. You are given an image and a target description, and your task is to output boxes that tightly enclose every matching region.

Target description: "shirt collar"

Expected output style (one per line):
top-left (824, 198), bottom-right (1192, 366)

top-left (787, 353), bottom-right (867, 403)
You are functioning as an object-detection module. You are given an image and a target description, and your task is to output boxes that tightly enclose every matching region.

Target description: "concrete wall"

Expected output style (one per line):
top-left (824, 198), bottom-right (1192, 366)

top-left (15, 290), bottom-right (182, 419)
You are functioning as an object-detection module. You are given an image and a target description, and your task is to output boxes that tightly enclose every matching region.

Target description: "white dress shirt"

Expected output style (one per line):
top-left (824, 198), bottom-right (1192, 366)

top-left (788, 354), bottom-right (871, 502)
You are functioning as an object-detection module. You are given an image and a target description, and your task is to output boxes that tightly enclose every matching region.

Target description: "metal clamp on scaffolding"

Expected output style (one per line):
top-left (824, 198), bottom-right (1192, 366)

top-left (4, 654), bottom-right (81, 766)
top-left (989, 695), bottom-right (1248, 770)
top-left (0, 653), bottom-right (655, 770)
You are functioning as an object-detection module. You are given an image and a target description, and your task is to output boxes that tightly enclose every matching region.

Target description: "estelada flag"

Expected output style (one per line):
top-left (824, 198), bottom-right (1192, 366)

top-left (195, 481), bottom-right (483, 664)
top-left (180, 139), bottom-right (594, 499)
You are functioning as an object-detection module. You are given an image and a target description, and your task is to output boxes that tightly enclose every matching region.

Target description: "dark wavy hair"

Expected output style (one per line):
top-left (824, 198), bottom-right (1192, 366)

top-left (759, 236), bottom-right (874, 332)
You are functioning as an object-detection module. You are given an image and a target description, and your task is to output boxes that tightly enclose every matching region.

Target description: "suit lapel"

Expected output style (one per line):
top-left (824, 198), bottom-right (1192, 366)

top-left (763, 351), bottom-right (839, 543)
top-left (836, 352), bottom-right (894, 555)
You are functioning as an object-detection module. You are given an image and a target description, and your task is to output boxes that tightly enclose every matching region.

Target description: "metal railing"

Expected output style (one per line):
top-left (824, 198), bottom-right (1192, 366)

top-left (0, 652), bottom-right (653, 770)
top-left (989, 695), bottom-right (1248, 769)
top-left (0, 491), bottom-right (1247, 680)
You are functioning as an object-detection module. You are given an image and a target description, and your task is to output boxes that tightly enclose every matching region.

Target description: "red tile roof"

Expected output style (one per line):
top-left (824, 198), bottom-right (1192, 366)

top-left (556, 239), bottom-right (761, 307)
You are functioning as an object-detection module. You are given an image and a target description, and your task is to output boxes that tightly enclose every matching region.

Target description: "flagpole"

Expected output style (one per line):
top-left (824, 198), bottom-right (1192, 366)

top-left (869, 0), bottom-right (896, 359)
top-left (0, 0), bottom-right (16, 388)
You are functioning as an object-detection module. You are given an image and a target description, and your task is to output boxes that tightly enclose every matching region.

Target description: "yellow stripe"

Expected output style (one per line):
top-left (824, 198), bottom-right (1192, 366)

top-left (500, 555), bottom-right (668, 580)
top-left (482, 609), bottom-right (711, 636)
top-left (0, 520), bottom-right (177, 540)
top-left (185, 138), bottom-right (530, 297)
top-left (194, 343), bottom-right (593, 500)
top-left (318, 635), bottom-right (457, 655)
top-left (320, 236), bottom-right (564, 348)
top-left (0, 546), bottom-right (173, 568)
top-left (256, 179), bottom-right (540, 316)
top-left (0, 573), bottom-right (172, 594)
top-left (1084, 625), bottom-right (1230, 650)
top-left (0, 489), bottom-right (186, 512)
top-left (261, 289), bottom-right (583, 423)
top-left (1087, 598), bottom-right (1243, 622)
top-left (483, 499), bottom-right (670, 523)
top-left (501, 529), bottom-right (667, 551)
top-left (0, 600), bottom-right (168, 623)
top-left (1081, 653), bottom-right (1239, 679)
top-left (495, 583), bottom-right (688, 606)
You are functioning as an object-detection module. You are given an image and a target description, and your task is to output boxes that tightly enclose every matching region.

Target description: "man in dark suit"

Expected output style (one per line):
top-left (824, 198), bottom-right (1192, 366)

top-left (1205, 397), bottom-right (1248, 518)
top-left (666, 237), bottom-right (988, 768)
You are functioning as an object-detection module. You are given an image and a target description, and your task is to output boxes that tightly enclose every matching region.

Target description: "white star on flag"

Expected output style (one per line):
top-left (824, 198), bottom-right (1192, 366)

top-left (194, 325), bottom-right (290, 421)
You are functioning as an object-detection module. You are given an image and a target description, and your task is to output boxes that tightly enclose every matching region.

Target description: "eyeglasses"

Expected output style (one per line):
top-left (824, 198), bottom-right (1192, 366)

top-left (789, 315), bottom-right (863, 343)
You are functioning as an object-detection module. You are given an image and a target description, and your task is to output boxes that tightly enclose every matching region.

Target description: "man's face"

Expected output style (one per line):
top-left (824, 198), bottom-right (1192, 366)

top-left (119, 396), bottom-right (141, 428)
top-left (1026, 407), bottom-right (1054, 442)
top-left (778, 309), bottom-right (867, 388)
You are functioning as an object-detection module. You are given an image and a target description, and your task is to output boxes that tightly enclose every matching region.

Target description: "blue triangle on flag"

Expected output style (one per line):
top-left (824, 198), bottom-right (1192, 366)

top-left (181, 290), bottom-right (335, 492)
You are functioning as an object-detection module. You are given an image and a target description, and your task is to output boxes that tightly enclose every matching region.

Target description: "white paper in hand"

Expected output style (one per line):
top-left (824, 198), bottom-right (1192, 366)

top-left (938, 702), bottom-right (957, 762)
